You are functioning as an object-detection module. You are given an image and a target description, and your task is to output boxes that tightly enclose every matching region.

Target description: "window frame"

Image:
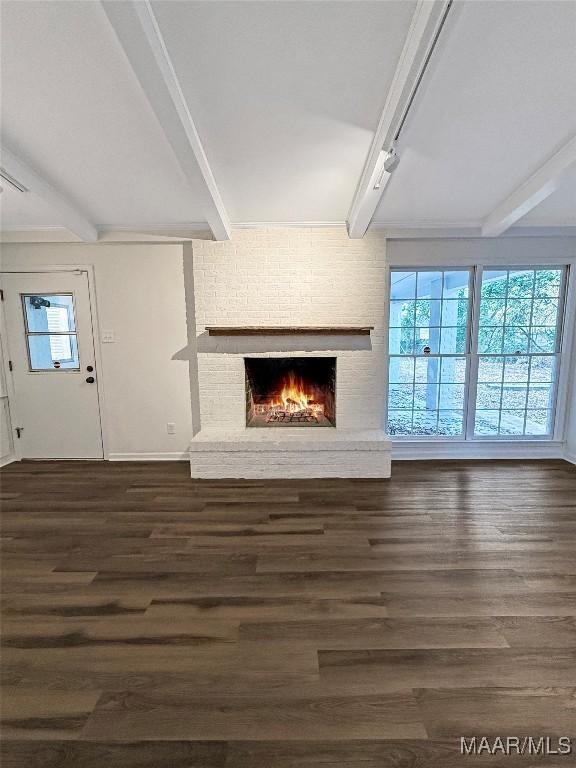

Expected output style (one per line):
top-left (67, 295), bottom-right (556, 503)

top-left (469, 264), bottom-right (568, 441)
top-left (386, 264), bottom-right (571, 443)
top-left (387, 266), bottom-right (474, 441)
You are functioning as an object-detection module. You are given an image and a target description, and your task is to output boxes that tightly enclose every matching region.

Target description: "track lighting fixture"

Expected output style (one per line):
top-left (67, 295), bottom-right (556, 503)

top-left (383, 146), bottom-right (400, 173)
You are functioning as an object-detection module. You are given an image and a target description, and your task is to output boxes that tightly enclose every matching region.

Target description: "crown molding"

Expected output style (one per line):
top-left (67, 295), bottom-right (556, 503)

top-left (370, 222), bottom-right (576, 239)
top-left (3, 222), bottom-right (574, 245)
top-left (233, 221), bottom-right (347, 229)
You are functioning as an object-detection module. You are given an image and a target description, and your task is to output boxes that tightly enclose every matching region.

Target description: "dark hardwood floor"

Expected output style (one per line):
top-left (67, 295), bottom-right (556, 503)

top-left (1, 459), bottom-right (576, 767)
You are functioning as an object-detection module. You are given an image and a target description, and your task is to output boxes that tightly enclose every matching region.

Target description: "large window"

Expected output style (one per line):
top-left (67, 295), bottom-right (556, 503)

top-left (473, 268), bottom-right (563, 438)
top-left (387, 266), bottom-right (567, 440)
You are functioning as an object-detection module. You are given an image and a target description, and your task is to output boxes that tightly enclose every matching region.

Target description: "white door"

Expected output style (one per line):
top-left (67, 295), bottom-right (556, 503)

top-left (1, 271), bottom-right (103, 458)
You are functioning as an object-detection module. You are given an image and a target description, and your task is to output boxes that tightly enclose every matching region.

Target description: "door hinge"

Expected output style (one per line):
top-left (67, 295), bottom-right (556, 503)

top-left (15, 427), bottom-right (23, 439)
top-left (8, 360), bottom-right (13, 372)
top-left (0, 288), bottom-right (4, 301)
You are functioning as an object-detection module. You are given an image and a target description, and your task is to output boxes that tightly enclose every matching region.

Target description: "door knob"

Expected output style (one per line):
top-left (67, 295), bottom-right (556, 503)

top-left (86, 376), bottom-right (95, 384)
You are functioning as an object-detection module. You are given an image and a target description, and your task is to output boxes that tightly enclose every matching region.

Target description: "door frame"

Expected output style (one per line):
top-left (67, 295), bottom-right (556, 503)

top-left (0, 296), bottom-right (17, 465)
top-left (0, 265), bottom-right (109, 460)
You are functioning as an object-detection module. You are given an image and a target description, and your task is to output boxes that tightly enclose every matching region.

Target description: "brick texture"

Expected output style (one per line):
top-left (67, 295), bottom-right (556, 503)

top-left (189, 227), bottom-right (390, 477)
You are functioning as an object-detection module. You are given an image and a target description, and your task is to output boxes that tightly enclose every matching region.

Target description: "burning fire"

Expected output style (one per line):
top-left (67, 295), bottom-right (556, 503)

top-left (252, 369), bottom-right (325, 420)
top-left (278, 370), bottom-right (312, 412)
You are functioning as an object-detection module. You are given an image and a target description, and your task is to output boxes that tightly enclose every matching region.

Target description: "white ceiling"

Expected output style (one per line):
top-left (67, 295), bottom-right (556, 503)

top-left (151, 0), bottom-right (416, 223)
top-left (1, 0), bottom-right (575, 236)
top-left (372, 0), bottom-right (576, 225)
top-left (1, 0), bottom-right (207, 227)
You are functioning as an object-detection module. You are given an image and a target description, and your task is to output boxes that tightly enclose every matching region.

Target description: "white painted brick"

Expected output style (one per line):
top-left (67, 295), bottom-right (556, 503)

top-left (189, 227), bottom-right (390, 477)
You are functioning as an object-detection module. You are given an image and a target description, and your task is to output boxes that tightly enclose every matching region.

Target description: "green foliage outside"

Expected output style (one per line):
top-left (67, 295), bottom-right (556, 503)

top-left (398, 269), bottom-right (560, 355)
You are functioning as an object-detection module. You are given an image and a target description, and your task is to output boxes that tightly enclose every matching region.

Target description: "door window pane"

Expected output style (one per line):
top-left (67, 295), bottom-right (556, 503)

top-left (27, 334), bottom-right (79, 370)
top-left (23, 294), bottom-right (76, 332)
top-left (22, 293), bottom-right (79, 371)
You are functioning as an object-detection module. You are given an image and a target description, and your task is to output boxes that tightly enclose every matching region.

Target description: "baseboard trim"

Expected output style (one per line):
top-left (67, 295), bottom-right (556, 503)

top-left (0, 454), bottom-right (17, 468)
top-left (392, 440), bottom-right (565, 460)
top-left (108, 452), bottom-right (188, 462)
top-left (564, 450), bottom-right (576, 465)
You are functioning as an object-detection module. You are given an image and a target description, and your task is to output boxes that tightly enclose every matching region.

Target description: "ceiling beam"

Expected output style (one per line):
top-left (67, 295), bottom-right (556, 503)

top-left (481, 135), bottom-right (576, 237)
top-left (347, 1), bottom-right (453, 239)
top-left (1, 146), bottom-right (98, 242)
top-left (102, 0), bottom-right (231, 241)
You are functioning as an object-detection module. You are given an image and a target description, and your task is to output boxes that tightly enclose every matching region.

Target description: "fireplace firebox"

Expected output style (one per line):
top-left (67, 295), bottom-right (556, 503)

top-left (245, 357), bottom-right (336, 427)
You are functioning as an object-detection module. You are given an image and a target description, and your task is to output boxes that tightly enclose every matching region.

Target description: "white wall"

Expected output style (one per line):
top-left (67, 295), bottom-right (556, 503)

top-left (0, 243), bottom-right (192, 459)
top-left (387, 236), bottom-right (576, 267)
top-left (565, 353), bottom-right (576, 463)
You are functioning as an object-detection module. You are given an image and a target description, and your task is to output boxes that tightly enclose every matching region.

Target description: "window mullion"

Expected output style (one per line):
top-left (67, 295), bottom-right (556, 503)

top-left (465, 265), bottom-right (482, 440)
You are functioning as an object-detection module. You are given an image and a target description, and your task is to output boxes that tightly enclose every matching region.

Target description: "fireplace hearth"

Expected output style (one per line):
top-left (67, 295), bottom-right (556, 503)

top-left (245, 357), bottom-right (336, 427)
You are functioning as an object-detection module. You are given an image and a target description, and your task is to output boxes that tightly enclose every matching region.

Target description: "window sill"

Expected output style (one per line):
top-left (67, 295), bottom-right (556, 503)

top-left (391, 439), bottom-right (564, 460)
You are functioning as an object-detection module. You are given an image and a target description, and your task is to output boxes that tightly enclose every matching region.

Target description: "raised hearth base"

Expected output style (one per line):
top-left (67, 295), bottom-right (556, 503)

top-left (189, 429), bottom-right (391, 479)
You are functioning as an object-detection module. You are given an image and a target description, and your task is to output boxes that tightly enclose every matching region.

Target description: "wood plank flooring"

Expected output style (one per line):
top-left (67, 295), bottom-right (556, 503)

top-left (1, 459), bottom-right (576, 767)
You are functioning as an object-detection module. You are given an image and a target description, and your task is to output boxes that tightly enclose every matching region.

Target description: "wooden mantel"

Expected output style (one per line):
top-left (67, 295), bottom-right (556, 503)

top-left (206, 326), bottom-right (374, 336)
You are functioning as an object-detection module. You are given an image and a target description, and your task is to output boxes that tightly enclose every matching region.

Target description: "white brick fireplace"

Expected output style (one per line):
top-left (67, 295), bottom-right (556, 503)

top-left (188, 227), bottom-right (391, 478)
